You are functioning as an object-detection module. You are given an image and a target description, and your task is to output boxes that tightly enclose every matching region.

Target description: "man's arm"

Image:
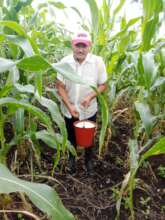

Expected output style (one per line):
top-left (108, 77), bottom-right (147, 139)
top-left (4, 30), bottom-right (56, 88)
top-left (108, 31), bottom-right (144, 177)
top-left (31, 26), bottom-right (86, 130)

top-left (80, 83), bottom-right (107, 108)
top-left (56, 80), bottom-right (79, 118)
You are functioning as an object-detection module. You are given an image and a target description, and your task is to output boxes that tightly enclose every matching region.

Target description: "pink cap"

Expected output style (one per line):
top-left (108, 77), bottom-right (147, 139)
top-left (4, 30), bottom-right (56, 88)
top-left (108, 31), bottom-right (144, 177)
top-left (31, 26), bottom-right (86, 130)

top-left (72, 32), bottom-right (91, 46)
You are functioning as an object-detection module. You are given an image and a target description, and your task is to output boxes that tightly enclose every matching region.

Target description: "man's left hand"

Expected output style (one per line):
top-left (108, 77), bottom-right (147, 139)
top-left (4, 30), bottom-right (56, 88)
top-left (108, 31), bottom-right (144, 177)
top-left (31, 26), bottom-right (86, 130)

top-left (80, 96), bottom-right (91, 108)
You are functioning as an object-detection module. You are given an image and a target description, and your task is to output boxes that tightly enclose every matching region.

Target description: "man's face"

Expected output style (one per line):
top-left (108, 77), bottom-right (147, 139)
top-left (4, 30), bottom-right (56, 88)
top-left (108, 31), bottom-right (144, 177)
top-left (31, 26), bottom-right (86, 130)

top-left (72, 43), bottom-right (91, 63)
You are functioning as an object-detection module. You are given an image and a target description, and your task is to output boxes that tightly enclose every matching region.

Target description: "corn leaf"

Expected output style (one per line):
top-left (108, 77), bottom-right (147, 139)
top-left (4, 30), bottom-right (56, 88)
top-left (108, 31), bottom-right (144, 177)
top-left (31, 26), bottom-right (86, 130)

top-left (35, 130), bottom-right (76, 156)
top-left (150, 77), bottom-right (165, 91)
top-left (0, 20), bottom-right (27, 37)
top-left (0, 57), bottom-right (16, 73)
top-left (17, 55), bottom-right (50, 72)
top-left (142, 0), bottom-right (163, 19)
top-left (48, 1), bottom-right (66, 9)
top-left (70, 7), bottom-right (82, 18)
top-left (36, 94), bottom-right (67, 153)
top-left (135, 101), bottom-right (156, 137)
top-left (142, 136), bottom-right (165, 160)
top-left (0, 164), bottom-right (75, 220)
top-left (35, 71), bottom-right (43, 96)
top-left (116, 172), bottom-right (131, 219)
top-left (0, 97), bottom-right (53, 130)
top-left (0, 85), bottom-right (13, 98)
top-left (92, 87), bottom-right (109, 156)
top-left (112, 0), bottom-right (125, 27)
top-left (99, 94), bottom-right (109, 156)
top-left (14, 83), bottom-right (67, 152)
top-left (6, 66), bottom-right (20, 84)
top-left (0, 21), bottom-right (39, 53)
top-left (52, 62), bottom-right (87, 84)
top-left (14, 108), bottom-right (24, 135)
top-left (14, 83), bottom-right (35, 93)
top-left (85, 0), bottom-right (99, 34)
top-left (142, 16), bottom-right (159, 51)
top-left (5, 35), bottom-right (34, 56)
top-left (128, 139), bottom-right (139, 170)
top-left (137, 51), bottom-right (158, 89)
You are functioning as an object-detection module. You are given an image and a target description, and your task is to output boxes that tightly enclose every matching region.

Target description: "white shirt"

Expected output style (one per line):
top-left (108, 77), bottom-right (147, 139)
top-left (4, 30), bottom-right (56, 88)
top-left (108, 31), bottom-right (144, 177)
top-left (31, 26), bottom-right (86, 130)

top-left (57, 53), bottom-right (107, 119)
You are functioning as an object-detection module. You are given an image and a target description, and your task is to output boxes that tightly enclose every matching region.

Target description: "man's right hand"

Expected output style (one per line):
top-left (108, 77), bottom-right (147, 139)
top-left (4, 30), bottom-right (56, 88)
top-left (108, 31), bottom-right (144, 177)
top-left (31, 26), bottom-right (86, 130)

top-left (56, 80), bottom-right (79, 118)
top-left (69, 104), bottom-right (79, 118)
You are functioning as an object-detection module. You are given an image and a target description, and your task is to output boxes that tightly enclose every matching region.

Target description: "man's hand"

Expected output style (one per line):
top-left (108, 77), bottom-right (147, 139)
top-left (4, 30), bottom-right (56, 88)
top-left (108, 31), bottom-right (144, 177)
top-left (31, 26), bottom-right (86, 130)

top-left (80, 83), bottom-right (107, 108)
top-left (56, 80), bottom-right (79, 118)
top-left (80, 95), bottom-right (92, 108)
top-left (69, 104), bottom-right (79, 118)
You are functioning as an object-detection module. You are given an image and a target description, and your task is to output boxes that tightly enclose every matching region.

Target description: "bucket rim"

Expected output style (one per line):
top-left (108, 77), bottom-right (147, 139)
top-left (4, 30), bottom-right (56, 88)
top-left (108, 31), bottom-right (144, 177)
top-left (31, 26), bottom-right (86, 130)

top-left (73, 120), bottom-right (96, 128)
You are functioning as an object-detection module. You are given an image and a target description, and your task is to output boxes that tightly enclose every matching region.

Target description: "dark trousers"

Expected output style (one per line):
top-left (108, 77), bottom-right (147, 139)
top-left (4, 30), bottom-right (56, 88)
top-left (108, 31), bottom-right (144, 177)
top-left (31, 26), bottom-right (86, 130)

top-left (64, 114), bottom-right (97, 164)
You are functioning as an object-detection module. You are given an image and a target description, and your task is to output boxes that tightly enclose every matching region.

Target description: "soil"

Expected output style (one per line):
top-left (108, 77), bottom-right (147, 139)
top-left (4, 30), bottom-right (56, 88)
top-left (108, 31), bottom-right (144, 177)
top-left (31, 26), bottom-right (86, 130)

top-left (0, 119), bottom-right (165, 220)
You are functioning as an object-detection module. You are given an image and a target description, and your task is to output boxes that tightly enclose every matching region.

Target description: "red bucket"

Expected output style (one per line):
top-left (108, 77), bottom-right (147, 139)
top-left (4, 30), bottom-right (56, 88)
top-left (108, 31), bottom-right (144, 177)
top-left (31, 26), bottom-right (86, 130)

top-left (73, 120), bottom-right (96, 148)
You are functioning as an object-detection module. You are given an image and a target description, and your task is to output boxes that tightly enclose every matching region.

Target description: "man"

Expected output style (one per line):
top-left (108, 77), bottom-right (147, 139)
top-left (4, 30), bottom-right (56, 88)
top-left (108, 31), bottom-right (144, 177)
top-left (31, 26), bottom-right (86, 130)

top-left (56, 32), bottom-right (107, 175)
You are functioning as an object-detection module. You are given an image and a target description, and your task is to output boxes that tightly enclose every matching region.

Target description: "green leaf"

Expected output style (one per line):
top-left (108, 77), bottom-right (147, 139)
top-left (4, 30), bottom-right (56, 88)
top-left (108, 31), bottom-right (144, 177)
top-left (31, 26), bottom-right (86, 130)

top-left (141, 0), bottom-right (163, 52)
top-left (160, 48), bottom-right (165, 68)
top-left (35, 130), bottom-right (59, 150)
top-left (35, 71), bottom-right (43, 96)
top-left (150, 77), bottom-right (165, 91)
top-left (116, 172), bottom-right (131, 219)
top-left (85, 0), bottom-right (99, 34)
top-left (14, 108), bottom-right (24, 135)
top-left (36, 94), bottom-right (67, 153)
top-left (128, 139), bottom-right (139, 170)
top-left (118, 34), bottom-right (130, 53)
top-left (6, 66), bottom-right (20, 84)
top-left (0, 164), bottom-right (75, 220)
top-left (5, 35), bottom-right (34, 56)
top-left (14, 83), bottom-right (35, 94)
top-left (99, 94), bottom-right (109, 155)
top-left (0, 85), bottom-right (13, 98)
top-left (142, 16), bottom-right (159, 51)
top-left (52, 62), bottom-right (87, 84)
top-left (49, 1), bottom-right (66, 9)
top-left (135, 101), bottom-right (156, 137)
top-left (17, 55), bottom-right (50, 72)
top-left (142, 0), bottom-right (163, 19)
top-left (142, 136), bottom-right (165, 160)
top-left (35, 130), bottom-right (76, 155)
top-left (0, 97), bottom-right (53, 130)
top-left (92, 87), bottom-right (109, 156)
top-left (0, 21), bottom-right (39, 54)
top-left (112, 0), bottom-right (125, 27)
top-left (0, 57), bottom-right (16, 73)
top-left (108, 80), bottom-right (116, 105)
top-left (137, 52), bottom-right (158, 89)
top-left (71, 7), bottom-right (82, 18)
top-left (0, 20), bottom-right (27, 37)
top-left (14, 83), bottom-right (68, 153)
top-left (0, 34), bottom-right (5, 42)
top-left (126, 17), bottom-right (141, 29)
top-left (113, 0), bottom-right (125, 16)
top-left (142, 51), bottom-right (158, 88)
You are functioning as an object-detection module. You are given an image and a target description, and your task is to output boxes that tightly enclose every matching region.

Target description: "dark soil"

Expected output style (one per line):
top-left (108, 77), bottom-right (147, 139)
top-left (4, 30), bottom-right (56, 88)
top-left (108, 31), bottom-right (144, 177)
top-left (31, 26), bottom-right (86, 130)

top-left (0, 119), bottom-right (165, 220)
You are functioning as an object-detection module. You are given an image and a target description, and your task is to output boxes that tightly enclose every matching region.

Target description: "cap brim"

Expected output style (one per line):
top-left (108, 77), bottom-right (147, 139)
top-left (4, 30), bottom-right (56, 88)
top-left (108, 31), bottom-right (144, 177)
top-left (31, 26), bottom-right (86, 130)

top-left (72, 39), bottom-right (90, 46)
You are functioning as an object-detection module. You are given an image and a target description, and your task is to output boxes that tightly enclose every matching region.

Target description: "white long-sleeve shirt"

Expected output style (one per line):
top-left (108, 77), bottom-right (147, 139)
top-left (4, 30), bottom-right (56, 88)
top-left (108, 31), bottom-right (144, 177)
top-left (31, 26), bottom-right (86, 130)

top-left (57, 53), bottom-right (107, 120)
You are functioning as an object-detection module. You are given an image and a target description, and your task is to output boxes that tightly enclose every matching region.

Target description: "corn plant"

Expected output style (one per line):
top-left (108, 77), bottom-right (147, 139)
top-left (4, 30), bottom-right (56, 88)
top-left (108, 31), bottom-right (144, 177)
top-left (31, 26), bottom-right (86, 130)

top-left (84, 0), bottom-right (165, 219)
top-left (0, 163), bottom-right (75, 220)
top-left (0, 0), bottom-right (164, 219)
top-left (116, 136), bottom-right (165, 220)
